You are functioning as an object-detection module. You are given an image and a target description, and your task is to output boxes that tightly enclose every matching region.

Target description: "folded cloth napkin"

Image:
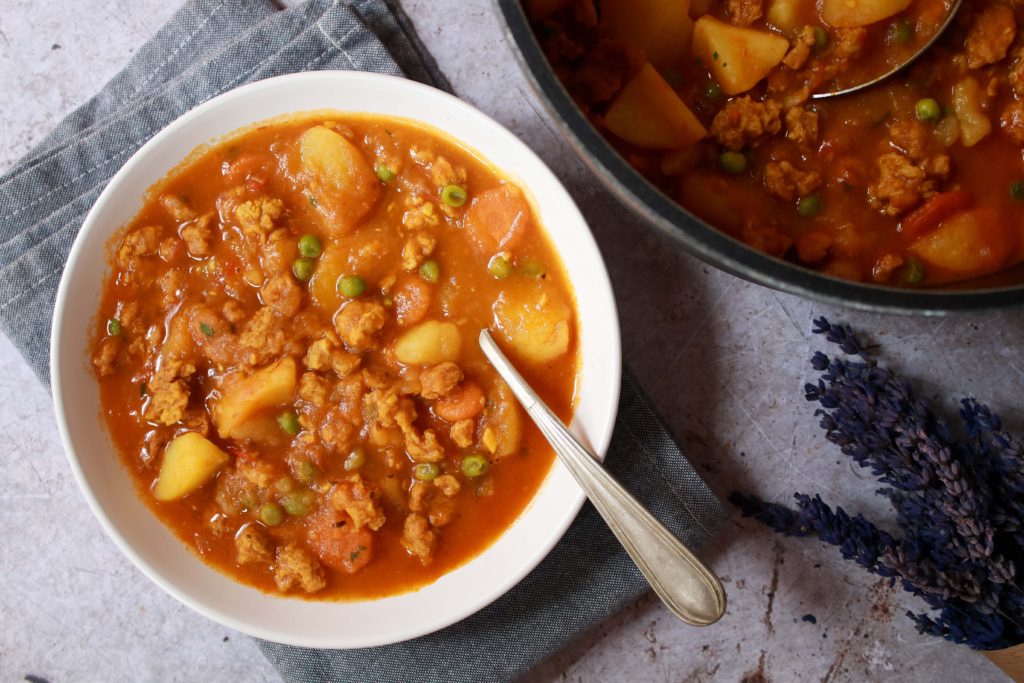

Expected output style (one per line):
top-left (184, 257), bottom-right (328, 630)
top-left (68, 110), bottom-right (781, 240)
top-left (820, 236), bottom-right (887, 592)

top-left (0, 1), bottom-right (727, 680)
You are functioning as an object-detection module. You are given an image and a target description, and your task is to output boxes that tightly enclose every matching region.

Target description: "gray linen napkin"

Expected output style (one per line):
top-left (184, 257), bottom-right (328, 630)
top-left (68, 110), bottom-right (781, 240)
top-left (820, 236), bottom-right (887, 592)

top-left (0, 1), bottom-right (727, 680)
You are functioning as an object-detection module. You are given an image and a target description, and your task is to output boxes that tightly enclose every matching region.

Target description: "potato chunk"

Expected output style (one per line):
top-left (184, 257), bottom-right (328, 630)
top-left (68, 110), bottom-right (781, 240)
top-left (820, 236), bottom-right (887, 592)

top-left (599, 0), bottom-right (693, 68)
top-left (821, 0), bottom-right (911, 28)
top-left (394, 321), bottom-right (462, 365)
top-left (213, 357), bottom-right (297, 439)
top-left (605, 63), bottom-right (708, 149)
top-left (692, 16), bottom-right (789, 96)
top-left (480, 379), bottom-right (522, 460)
top-left (153, 432), bottom-right (230, 502)
top-left (299, 126), bottom-right (380, 236)
top-left (492, 284), bottom-right (572, 363)
top-left (910, 208), bottom-right (1013, 276)
top-left (952, 77), bottom-right (992, 148)
top-left (767, 0), bottom-right (812, 31)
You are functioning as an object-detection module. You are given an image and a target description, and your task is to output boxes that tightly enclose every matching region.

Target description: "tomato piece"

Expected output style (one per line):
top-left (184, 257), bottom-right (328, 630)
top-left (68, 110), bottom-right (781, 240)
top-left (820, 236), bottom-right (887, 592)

top-left (434, 381), bottom-right (486, 422)
top-left (898, 190), bottom-right (973, 242)
top-left (464, 185), bottom-right (531, 254)
top-left (307, 506), bottom-right (374, 574)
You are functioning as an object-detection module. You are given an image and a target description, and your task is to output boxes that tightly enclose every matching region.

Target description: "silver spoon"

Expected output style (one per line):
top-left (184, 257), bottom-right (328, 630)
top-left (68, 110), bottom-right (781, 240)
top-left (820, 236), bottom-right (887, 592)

top-left (479, 330), bottom-right (726, 626)
top-left (813, 0), bottom-right (964, 99)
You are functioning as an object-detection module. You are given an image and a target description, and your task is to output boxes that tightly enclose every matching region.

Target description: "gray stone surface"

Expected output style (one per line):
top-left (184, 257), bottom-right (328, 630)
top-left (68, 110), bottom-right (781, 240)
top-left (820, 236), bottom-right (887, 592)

top-left (0, 0), bottom-right (1015, 681)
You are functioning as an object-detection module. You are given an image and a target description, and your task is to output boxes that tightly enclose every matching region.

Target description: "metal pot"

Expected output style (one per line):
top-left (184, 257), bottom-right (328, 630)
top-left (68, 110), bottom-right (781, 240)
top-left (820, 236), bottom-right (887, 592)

top-left (493, 0), bottom-right (1024, 314)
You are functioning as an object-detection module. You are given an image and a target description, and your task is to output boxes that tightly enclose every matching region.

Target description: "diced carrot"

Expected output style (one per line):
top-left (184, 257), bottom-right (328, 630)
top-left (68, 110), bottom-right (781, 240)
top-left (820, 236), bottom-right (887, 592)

top-left (221, 153), bottom-right (266, 182)
top-left (434, 381), bottom-right (486, 422)
top-left (307, 507), bottom-right (375, 574)
top-left (393, 276), bottom-right (432, 326)
top-left (898, 190), bottom-right (973, 242)
top-left (464, 185), bottom-right (531, 254)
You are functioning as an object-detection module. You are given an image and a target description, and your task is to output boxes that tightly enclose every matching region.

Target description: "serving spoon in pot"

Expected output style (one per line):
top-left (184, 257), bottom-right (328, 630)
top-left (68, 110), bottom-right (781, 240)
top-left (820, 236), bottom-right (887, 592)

top-left (479, 330), bottom-right (726, 626)
top-left (812, 0), bottom-right (964, 99)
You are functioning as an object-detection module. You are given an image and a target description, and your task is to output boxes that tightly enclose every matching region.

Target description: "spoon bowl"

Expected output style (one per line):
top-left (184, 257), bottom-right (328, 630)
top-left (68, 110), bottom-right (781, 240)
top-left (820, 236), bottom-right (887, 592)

top-left (813, 0), bottom-right (964, 100)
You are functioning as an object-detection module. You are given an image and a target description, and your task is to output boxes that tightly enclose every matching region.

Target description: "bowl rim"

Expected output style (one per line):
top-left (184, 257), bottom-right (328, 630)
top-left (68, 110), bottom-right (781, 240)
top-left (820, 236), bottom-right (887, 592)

top-left (49, 70), bottom-right (621, 648)
top-left (494, 0), bottom-right (1024, 316)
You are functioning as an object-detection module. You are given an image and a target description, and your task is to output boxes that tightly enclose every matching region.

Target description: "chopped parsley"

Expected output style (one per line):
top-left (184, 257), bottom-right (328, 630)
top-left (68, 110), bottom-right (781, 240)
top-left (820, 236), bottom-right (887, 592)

top-left (349, 544), bottom-right (367, 562)
top-left (307, 194), bottom-right (319, 208)
top-left (199, 322), bottom-right (215, 337)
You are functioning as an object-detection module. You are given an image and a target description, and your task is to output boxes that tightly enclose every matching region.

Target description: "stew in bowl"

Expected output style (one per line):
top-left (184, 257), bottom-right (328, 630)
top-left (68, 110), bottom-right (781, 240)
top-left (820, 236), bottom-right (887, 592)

top-left (91, 113), bottom-right (579, 599)
top-left (51, 72), bottom-right (620, 647)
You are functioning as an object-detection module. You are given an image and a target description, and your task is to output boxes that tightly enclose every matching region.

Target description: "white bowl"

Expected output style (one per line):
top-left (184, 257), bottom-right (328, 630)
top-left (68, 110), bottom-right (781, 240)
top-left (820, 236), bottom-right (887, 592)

top-left (50, 71), bottom-right (621, 648)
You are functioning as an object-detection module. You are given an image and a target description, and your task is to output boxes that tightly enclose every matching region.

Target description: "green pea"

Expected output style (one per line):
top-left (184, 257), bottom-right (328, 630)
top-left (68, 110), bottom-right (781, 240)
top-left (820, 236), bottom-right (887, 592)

top-left (487, 255), bottom-right (511, 279)
top-left (915, 98), bottom-right (942, 123)
top-left (719, 151), bottom-right (747, 175)
top-left (292, 257), bottom-right (315, 282)
top-left (662, 67), bottom-right (683, 89)
top-left (813, 27), bottom-right (829, 51)
top-left (294, 458), bottom-right (319, 484)
top-left (298, 234), bottom-right (323, 259)
top-left (797, 194), bottom-right (823, 218)
top-left (344, 447), bottom-right (366, 471)
top-left (901, 258), bottom-right (926, 285)
top-left (1010, 180), bottom-right (1024, 202)
top-left (461, 454), bottom-right (490, 478)
top-left (375, 164), bottom-right (396, 183)
top-left (280, 489), bottom-right (315, 517)
top-left (419, 259), bottom-right (440, 283)
top-left (888, 18), bottom-right (914, 44)
top-left (277, 411), bottom-right (299, 436)
top-left (259, 502), bottom-right (284, 526)
top-left (704, 81), bottom-right (722, 100)
top-left (413, 463), bottom-right (440, 481)
top-left (238, 490), bottom-right (259, 511)
top-left (337, 274), bottom-right (367, 298)
top-left (521, 260), bottom-right (545, 278)
top-left (107, 319), bottom-right (122, 336)
top-left (441, 184), bottom-right (468, 207)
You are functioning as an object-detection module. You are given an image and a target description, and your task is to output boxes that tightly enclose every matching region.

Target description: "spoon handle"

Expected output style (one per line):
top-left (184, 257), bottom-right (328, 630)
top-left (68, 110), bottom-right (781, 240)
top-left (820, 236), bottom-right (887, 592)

top-left (479, 331), bottom-right (726, 626)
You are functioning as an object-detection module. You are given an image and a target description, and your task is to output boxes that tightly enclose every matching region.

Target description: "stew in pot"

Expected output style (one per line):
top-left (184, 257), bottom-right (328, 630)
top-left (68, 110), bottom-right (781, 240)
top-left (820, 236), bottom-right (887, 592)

top-left (529, 0), bottom-right (1024, 287)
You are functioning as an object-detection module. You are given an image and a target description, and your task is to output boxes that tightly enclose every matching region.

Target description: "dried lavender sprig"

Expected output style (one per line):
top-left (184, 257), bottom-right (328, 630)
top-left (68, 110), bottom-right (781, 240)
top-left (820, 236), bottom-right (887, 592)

top-left (808, 366), bottom-right (989, 569)
top-left (729, 492), bottom-right (813, 537)
top-left (734, 491), bottom-right (987, 603)
top-left (735, 491), bottom-right (1022, 644)
top-left (962, 398), bottom-right (1024, 551)
top-left (811, 317), bottom-right (871, 361)
top-left (793, 493), bottom-right (899, 578)
top-left (808, 319), bottom-right (1006, 575)
top-left (909, 606), bottom-right (1014, 650)
top-left (734, 318), bottom-right (1024, 649)
top-left (732, 492), bottom-right (897, 577)
top-left (813, 323), bottom-right (1018, 592)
